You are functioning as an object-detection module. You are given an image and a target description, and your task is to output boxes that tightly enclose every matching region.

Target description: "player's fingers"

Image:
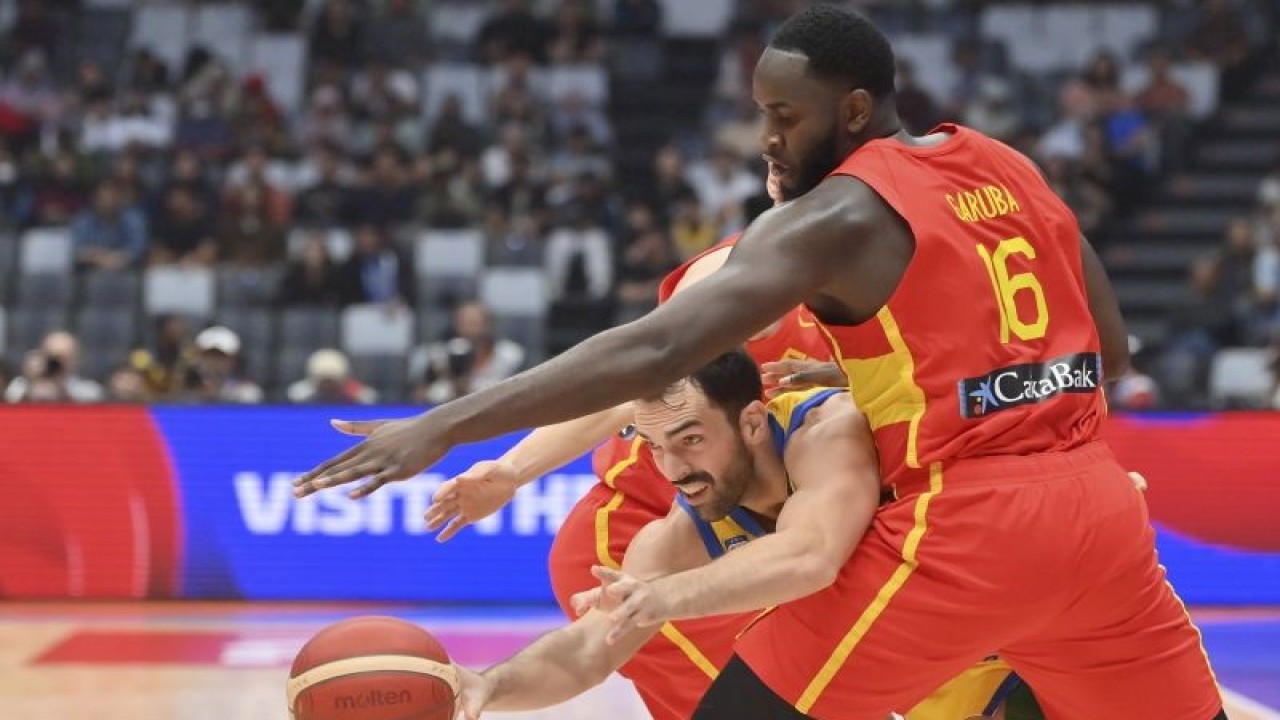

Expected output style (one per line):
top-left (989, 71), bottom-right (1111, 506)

top-left (590, 565), bottom-right (623, 585)
top-left (423, 504), bottom-right (455, 531)
top-left (330, 419), bottom-right (386, 436)
top-left (759, 360), bottom-right (801, 375)
top-left (435, 515), bottom-right (470, 543)
top-left (571, 587), bottom-right (603, 615)
top-left (1128, 471), bottom-right (1148, 492)
top-left (433, 478), bottom-right (459, 500)
top-left (294, 445), bottom-right (361, 491)
top-left (349, 468), bottom-right (398, 499)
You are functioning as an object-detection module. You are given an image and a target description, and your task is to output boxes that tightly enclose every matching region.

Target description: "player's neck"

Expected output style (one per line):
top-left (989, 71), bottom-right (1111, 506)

top-left (739, 447), bottom-right (789, 520)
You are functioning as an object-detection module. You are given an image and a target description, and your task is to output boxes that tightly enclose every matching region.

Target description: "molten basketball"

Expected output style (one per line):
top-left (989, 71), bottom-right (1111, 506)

top-left (288, 616), bottom-right (457, 720)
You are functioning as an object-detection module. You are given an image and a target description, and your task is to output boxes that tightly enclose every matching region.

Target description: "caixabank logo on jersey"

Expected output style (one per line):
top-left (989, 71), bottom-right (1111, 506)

top-left (958, 352), bottom-right (1101, 419)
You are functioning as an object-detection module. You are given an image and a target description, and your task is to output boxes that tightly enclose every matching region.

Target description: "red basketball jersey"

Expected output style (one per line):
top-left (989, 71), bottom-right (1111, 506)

top-left (815, 124), bottom-right (1106, 493)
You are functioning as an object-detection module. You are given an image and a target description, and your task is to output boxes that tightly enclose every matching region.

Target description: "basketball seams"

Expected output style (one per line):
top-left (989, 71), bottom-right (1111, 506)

top-left (287, 654), bottom-right (459, 707)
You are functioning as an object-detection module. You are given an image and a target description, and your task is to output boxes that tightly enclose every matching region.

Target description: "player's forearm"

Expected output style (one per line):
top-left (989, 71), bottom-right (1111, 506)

top-left (483, 617), bottom-right (641, 711)
top-left (655, 533), bottom-right (836, 620)
top-left (500, 403), bottom-right (635, 485)
top-left (484, 652), bottom-right (609, 712)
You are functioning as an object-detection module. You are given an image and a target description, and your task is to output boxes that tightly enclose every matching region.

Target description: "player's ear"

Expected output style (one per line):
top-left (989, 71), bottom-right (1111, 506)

top-left (739, 401), bottom-right (770, 445)
top-left (844, 89), bottom-right (873, 135)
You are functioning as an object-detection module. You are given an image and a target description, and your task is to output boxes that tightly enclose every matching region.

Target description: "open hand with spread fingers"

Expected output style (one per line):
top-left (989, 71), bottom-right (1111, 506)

top-left (425, 460), bottom-right (521, 542)
top-left (293, 414), bottom-right (451, 500)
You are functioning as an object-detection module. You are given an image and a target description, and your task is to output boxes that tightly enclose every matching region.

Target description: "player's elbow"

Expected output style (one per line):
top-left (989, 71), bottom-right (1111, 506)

top-left (1102, 342), bottom-right (1130, 380)
top-left (789, 547), bottom-right (842, 596)
top-left (788, 550), bottom-right (839, 591)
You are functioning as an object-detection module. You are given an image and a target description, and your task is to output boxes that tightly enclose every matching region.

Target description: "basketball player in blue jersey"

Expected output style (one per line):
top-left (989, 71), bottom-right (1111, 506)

top-left (448, 349), bottom-right (1041, 720)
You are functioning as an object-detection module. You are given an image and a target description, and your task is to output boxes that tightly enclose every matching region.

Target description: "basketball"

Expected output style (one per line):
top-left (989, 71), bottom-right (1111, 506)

top-left (288, 616), bottom-right (458, 720)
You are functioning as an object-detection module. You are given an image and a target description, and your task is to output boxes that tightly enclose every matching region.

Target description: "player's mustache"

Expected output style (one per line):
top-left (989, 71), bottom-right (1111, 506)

top-left (673, 472), bottom-right (714, 488)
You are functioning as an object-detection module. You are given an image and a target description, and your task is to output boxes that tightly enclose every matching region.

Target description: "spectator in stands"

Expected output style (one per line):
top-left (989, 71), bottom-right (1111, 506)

top-left (482, 122), bottom-right (534, 190)
top-left (491, 62), bottom-right (551, 142)
top-left (549, 91), bottom-right (611, 148)
top-left (1043, 154), bottom-right (1112, 238)
top-left (549, 0), bottom-right (605, 64)
top-left (1253, 205), bottom-right (1280, 338)
top-left (476, 0), bottom-right (554, 65)
top-left (894, 60), bottom-right (938, 135)
top-left (0, 141), bottom-right (18, 221)
top-left (294, 144), bottom-right (354, 228)
top-left (20, 149), bottom-right (87, 228)
top-left (309, 0), bottom-right (366, 72)
top-left (644, 144), bottom-right (694, 223)
top-left (352, 149), bottom-right (416, 227)
top-left (1082, 52), bottom-right (1126, 113)
top-left (107, 152), bottom-right (149, 212)
top-left (150, 185), bottom-right (217, 267)
top-left (278, 232), bottom-right (344, 307)
top-left (107, 365), bottom-right (150, 402)
top-left (686, 143), bottom-right (760, 235)
top-left (669, 189), bottom-right (717, 261)
top-left (614, 227), bottom-right (676, 323)
top-left (72, 179), bottom-right (148, 272)
top-left (173, 95), bottom-right (236, 165)
top-left (125, 48), bottom-right (171, 94)
top-left (5, 0), bottom-right (59, 66)
top-left (218, 178), bottom-right (288, 268)
top-left (297, 85), bottom-right (351, 152)
top-left (1038, 78), bottom-right (1097, 163)
top-left (1136, 45), bottom-right (1192, 172)
top-left (486, 207), bottom-right (544, 267)
top-left (545, 201), bottom-right (613, 302)
top-left (365, 0), bottom-right (432, 69)
top-left (491, 152), bottom-right (550, 230)
top-left (713, 96), bottom-right (764, 162)
top-left (130, 314), bottom-right (196, 400)
top-left (156, 149), bottom-right (216, 215)
top-left (222, 152), bottom-right (292, 233)
top-left (416, 156), bottom-right (486, 230)
top-left (547, 124), bottom-right (612, 202)
top-left (338, 224), bottom-right (415, 306)
top-left (1269, 336), bottom-right (1280, 410)
top-left (571, 170), bottom-right (625, 242)
top-left (427, 95), bottom-right (486, 161)
top-left (288, 348), bottom-right (377, 404)
top-left (5, 331), bottom-right (104, 403)
top-left (1111, 336), bottom-right (1162, 410)
top-left (410, 301), bottom-right (526, 405)
top-left (182, 326), bottom-right (263, 404)
top-left (0, 50), bottom-right (61, 153)
top-left (962, 77), bottom-right (1021, 144)
top-left (1185, 0), bottom-right (1251, 71)
top-left (230, 75), bottom-right (290, 154)
top-left (1160, 219), bottom-right (1259, 404)
top-left (710, 20), bottom-right (765, 124)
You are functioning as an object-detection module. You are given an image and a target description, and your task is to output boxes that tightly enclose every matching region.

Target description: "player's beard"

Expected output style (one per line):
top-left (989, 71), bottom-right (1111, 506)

top-left (780, 121), bottom-right (843, 202)
top-left (697, 438), bottom-right (756, 523)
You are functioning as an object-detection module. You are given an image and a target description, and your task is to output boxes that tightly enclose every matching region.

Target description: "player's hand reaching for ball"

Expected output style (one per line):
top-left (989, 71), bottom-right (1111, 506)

top-left (453, 664), bottom-right (494, 720)
top-left (760, 359), bottom-right (846, 398)
top-left (425, 460), bottom-right (520, 542)
top-left (294, 414), bottom-right (450, 500)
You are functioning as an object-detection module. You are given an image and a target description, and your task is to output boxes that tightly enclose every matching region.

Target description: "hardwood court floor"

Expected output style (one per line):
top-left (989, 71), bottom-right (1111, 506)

top-left (1, 602), bottom-right (1275, 720)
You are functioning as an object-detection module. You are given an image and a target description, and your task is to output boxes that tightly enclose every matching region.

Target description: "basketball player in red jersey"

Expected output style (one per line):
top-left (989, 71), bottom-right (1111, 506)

top-left (296, 5), bottom-right (1224, 719)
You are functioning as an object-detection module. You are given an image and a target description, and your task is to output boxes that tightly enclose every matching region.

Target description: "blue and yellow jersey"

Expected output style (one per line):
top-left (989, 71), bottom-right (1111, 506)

top-left (674, 387), bottom-right (842, 559)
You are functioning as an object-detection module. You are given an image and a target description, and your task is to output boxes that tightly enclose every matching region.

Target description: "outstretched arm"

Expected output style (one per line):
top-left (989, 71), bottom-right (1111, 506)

top-left (296, 178), bottom-right (876, 498)
top-left (455, 514), bottom-right (699, 716)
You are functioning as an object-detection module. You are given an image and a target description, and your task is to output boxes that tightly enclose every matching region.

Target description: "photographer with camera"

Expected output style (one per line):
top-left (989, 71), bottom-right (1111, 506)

top-left (410, 301), bottom-right (525, 405)
top-left (5, 331), bottom-right (104, 403)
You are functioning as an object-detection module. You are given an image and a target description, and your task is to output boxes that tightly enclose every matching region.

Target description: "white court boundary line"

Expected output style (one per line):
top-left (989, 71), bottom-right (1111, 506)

top-left (1223, 686), bottom-right (1280, 720)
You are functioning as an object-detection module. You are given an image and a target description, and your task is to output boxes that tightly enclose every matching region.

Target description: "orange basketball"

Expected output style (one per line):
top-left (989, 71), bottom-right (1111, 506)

top-left (288, 616), bottom-right (458, 720)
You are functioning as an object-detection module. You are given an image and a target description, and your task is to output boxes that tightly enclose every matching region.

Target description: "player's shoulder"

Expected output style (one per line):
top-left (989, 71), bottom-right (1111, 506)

top-left (767, 388), bottom-right (857, 434)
